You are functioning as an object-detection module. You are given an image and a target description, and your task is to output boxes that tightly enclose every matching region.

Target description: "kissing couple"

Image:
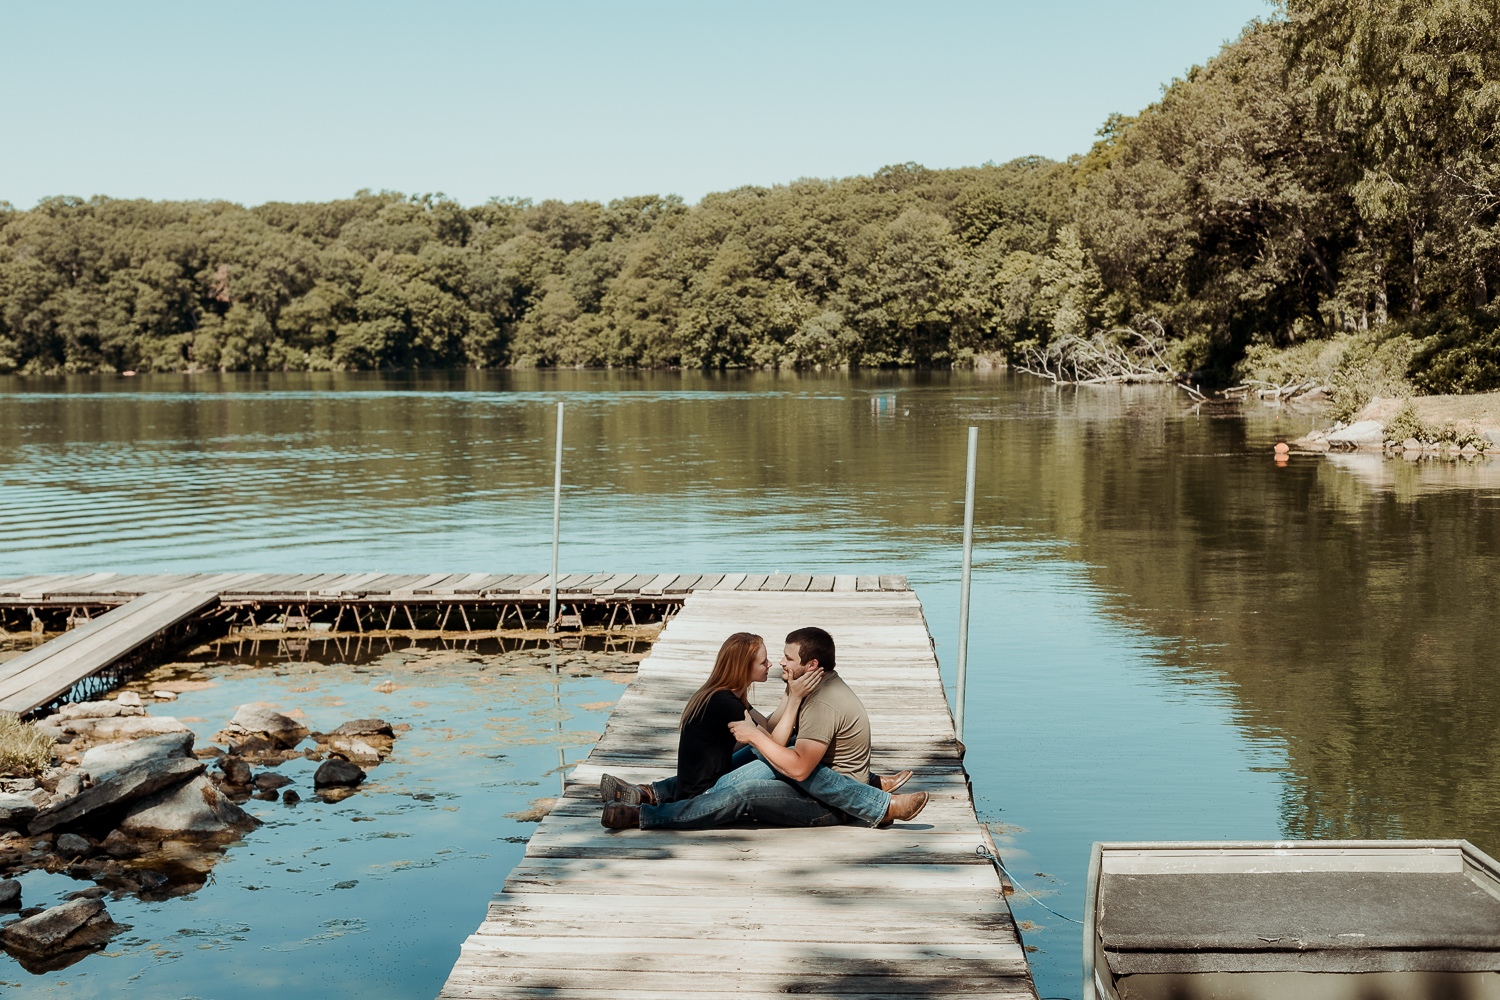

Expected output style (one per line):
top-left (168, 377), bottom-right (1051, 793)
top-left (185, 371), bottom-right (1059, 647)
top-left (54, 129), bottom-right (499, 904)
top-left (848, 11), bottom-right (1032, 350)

top-left (599, 626), bottom-right (928, 829)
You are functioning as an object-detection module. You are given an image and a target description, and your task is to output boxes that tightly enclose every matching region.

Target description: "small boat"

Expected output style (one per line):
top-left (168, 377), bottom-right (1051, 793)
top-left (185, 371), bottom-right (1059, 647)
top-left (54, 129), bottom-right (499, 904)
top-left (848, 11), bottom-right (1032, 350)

top-left (1084, 840), bottom-right (1500, 1000)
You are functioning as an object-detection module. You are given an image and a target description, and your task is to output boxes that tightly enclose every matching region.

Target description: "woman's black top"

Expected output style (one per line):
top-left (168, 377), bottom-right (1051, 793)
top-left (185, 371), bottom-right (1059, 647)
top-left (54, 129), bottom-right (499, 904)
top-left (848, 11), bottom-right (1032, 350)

top-left (676, 689), bottom-right (748, 798)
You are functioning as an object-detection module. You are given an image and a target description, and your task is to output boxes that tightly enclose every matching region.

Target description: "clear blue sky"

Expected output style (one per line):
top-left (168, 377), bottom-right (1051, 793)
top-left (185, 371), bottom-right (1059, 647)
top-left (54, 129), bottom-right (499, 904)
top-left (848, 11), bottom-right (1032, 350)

top-left (2, 0), bottom-right (1272, 209)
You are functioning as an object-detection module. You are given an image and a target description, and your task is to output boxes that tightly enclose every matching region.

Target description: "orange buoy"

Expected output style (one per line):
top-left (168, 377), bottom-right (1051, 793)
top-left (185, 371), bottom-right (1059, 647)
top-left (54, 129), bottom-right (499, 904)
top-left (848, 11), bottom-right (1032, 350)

top-left (1274, 442), bottom-right (1290, 454)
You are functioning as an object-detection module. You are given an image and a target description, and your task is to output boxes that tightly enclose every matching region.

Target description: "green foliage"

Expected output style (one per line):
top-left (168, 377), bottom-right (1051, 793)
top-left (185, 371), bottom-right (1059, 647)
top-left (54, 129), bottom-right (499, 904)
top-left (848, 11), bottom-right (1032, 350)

top-left (0, 162), bottom-right (1090, 372)
top-left (1327, 334), bottom-right (1417, 421)
top-left (1383, 399), bottom-right (1427, 442)
top-left (0, 713), bottom-right (54, 775)
top-left (1406, 310), bottom-right (1500, 395)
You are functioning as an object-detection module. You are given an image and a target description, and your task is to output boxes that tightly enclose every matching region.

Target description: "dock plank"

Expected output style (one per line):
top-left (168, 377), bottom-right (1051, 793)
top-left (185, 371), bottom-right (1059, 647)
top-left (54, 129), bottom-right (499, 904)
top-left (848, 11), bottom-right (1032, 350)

top-left (438, 589), bottom-right (1032, 999)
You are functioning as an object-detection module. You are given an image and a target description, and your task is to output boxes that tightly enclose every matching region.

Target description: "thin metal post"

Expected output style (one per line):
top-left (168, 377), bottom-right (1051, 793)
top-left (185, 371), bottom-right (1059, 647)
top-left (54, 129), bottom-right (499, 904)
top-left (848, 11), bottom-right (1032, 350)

top-left (549, 402), bottom-right (564, 630)
top-left (955, 426), bottom-right (978, 742)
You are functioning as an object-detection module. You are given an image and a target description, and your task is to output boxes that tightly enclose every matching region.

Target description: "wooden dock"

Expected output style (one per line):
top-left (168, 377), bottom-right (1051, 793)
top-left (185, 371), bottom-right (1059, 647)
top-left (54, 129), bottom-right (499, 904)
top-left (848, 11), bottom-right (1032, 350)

top-left (0, 590), bottom-right (218, 714)
top-left (0, 572), bottom-right (914, 717)
top-left (440, 589), bottom-right (1036, 999)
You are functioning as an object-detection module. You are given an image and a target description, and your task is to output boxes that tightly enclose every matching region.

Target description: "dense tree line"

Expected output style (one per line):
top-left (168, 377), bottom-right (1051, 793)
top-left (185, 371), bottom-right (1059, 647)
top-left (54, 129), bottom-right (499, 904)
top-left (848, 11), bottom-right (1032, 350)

top-left (2, 0), bottom-right (1497, 381)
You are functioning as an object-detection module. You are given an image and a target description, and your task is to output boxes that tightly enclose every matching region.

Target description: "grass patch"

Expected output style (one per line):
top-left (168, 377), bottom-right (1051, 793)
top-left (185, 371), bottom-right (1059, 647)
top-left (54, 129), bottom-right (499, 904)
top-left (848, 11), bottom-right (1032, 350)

top-left (0, 712), bottom-right (56, 775)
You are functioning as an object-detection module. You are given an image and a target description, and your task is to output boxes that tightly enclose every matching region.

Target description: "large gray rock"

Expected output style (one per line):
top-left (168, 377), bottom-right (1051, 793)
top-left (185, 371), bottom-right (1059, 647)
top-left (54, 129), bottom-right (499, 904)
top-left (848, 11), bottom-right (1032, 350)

top-left (118, 775), bottom-right (261, 839)
top-left (328, 738), bottom-right (382, 762)
top-left (58, 702), bottom-right (143, 720)
top-left (80, 732), bottom-right (195, 783)
top-left (1326, 419), bottom-right (1385, 448)
top-left (228, 706), bottom-right (308, 749)
top-left (0, 879), bottom-right (18, 905)
top-left (0, 792), bottom-right (42, 827)
top-left (0, 898), bottom-right (119, 958)
top-left (63, 716), bottom-right (189, 739)
top-left (29, 756), bottom-right (205, 835)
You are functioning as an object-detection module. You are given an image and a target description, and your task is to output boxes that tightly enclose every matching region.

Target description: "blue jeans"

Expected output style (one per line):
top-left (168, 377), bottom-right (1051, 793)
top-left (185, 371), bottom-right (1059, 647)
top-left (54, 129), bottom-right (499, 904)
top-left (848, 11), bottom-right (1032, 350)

top-left (640, 755), bottom-right (891, 830)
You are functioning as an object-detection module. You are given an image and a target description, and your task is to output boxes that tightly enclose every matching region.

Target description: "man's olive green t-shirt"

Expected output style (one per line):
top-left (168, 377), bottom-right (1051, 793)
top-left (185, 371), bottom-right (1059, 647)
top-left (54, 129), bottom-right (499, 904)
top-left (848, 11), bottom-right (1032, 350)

top-left (795, 671), bottom-right (871, 784)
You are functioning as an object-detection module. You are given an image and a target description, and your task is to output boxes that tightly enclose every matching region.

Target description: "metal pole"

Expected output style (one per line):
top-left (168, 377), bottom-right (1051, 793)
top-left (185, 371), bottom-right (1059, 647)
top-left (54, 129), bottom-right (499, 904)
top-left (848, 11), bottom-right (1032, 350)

top-left (549, 402), bottom-right (564, 630)
top-left (955, 426), bottom-right (978, 742)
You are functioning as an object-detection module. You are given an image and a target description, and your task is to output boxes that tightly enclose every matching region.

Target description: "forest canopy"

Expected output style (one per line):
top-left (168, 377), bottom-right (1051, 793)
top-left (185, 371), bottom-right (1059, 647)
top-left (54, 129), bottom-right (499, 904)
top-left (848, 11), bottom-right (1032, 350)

top-left (2, 0), bottom-right (1498, 384)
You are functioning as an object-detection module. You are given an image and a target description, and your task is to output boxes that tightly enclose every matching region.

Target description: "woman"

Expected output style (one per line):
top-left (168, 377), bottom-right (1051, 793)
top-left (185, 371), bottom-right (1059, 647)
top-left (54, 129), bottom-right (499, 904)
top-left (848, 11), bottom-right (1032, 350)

top-left (599, 632), bottom-right (822, 806)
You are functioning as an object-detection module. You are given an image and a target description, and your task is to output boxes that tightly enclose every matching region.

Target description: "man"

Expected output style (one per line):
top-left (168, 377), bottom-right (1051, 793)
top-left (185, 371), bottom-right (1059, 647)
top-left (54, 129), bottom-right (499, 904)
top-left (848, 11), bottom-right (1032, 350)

top-left (601, 626), bottom-right (929, 829)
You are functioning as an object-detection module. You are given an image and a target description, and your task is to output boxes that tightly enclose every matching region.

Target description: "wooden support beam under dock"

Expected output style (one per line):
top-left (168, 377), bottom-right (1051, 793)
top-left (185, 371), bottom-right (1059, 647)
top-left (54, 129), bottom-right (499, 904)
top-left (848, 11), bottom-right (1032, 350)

top-left (440, 590), bottom-right (1037, 999)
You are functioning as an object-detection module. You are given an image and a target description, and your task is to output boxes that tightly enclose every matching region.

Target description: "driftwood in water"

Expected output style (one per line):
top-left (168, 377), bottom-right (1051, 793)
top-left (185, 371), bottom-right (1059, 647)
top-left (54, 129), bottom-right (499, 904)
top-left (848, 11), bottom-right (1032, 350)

top-left (1015, 323), bottom-right (1204, 399)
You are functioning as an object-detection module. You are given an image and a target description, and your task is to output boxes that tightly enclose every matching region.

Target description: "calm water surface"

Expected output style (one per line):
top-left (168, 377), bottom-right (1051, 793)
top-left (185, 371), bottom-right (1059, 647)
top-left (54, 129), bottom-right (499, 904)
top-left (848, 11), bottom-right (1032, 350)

top-left (4, 369), bottom-right (1500, 1000)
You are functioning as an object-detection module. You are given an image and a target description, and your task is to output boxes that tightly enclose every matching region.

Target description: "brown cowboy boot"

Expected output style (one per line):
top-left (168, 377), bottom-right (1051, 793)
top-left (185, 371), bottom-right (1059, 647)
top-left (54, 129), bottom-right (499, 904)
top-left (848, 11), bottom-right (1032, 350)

top-left (878, 791), bottom-right (929, 826)
top-left (876, 770), bottom-right (913, 793)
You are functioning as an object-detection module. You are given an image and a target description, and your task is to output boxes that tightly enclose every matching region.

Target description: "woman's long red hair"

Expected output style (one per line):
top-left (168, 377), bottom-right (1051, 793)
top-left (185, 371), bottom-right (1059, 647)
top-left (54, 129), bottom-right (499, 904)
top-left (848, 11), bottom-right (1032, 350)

top-left (679, 632), bottom-right (764, 729)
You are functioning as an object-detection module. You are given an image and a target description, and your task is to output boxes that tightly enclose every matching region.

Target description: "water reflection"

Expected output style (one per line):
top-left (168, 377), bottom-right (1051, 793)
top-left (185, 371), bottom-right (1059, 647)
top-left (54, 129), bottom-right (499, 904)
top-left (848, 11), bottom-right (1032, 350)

top-left (3, 370), bottom-right (1498, 999)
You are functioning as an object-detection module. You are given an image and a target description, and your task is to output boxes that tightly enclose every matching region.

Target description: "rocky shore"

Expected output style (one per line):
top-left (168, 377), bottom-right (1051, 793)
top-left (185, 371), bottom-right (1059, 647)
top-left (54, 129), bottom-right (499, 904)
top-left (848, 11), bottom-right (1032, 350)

top-left (0, 694), bottom-right (398, 971)
top-left (1292, 394), bottom-right (1500, 457)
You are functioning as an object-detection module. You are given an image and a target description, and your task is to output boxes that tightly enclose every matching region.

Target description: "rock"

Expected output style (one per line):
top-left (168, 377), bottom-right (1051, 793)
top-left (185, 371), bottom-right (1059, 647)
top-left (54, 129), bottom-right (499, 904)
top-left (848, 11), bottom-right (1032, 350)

top-left (53, 774), bottom-right (86, 801)
top-left (1403, 438), bottom-right (1422, 451)
top-left (1298, 385), bottom-right (1330, 402)
top-left (253, 773), bottom-right (293, 792)
top-left (330, 719), bottom-right (394, 737)
top-left (328, 738), bottom-right (382, 762)
top-left (282, 790), bottom-right (300, 806)
top-left (56, 832), bottom-right (91, 855)
top-left (0, 778), bottom-right (38, 793)
top-left (101, 829), bottom-right (144, 858)
top-left (80, 732), bottom-right (195, 783)
top-left (226, 735), bottom-right (277, 756)
top-left (63, 886), bottom-right (107, 900)
top-left (0, 792), bottom-right (42, 827)
top-left (29, 756), bottom-right (205, 835)
top-left (0, 879), bottom-right (18, 905)
top-left (0, 898), bottom-right (120, 959)
top-left (63, 716), bottom-right (190, 739)
top-left (59, 702), bottom-right (141, 720)
top-left (313, 759), bottom-right (366, 788)
top-left (1325, 420), bottom-right (1385, 448)
top-left (33, 725), bottom-right (64, 742)
top-left (151, 690), bottom-right (178, 701)
top-left (218, 757), bottom-right (252, 786)
top-left (1462, 443), bottom-right (1480, 454)
top-left (115, 691), bottom-right (143, 708)
top-left (251, 789), bottom-right (279, 802)
top-left (117, 775), bottom-right (262, 839)
top-left (227, 706), bottom-right (308, 749)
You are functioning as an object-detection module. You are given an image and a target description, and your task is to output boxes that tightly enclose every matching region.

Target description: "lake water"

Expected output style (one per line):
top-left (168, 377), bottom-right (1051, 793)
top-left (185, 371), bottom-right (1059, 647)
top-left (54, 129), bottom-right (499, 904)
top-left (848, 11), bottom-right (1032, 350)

top-left (4, 369), bottom-right (1500, 1000)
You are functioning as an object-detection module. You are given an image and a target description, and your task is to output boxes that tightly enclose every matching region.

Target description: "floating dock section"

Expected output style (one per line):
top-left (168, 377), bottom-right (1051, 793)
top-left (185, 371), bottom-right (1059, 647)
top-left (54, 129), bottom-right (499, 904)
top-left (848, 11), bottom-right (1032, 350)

top-left (439, 589), bottom-right (1036, 999)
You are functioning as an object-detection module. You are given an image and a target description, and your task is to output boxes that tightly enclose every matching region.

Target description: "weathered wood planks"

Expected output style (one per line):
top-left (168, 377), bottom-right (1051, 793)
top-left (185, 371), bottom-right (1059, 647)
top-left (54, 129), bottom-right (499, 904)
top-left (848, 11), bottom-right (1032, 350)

top-left (438, 590), bottom-right (1035, 1000)
top-left (0, 591), bottom-right (218, 714)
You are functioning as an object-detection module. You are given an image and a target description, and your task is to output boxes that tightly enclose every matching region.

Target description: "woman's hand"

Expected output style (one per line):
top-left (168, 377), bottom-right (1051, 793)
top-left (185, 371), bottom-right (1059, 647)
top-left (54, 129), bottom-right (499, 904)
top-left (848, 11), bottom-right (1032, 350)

top-left (786, 666), bottom-right (825, 701)
top-left (728, 711), bottom-right (760, 745)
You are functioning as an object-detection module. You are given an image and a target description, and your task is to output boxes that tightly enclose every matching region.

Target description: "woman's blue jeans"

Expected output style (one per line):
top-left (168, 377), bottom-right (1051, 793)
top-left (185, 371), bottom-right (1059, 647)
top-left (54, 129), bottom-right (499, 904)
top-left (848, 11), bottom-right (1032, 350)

top-left (640, 747), bottom-right (891, 830)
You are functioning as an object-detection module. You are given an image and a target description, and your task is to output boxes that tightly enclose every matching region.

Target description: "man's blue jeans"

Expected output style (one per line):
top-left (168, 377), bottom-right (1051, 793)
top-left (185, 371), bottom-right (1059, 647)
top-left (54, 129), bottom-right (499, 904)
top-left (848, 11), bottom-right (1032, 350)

top-left (640, 751), bottom-right (891, 830)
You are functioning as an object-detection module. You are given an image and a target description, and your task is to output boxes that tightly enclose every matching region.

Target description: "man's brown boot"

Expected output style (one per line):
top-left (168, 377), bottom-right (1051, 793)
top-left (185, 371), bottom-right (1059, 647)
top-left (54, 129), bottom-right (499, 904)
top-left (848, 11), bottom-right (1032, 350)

top-left (600, 774), bottom-right (657, 805)
top-left (601, 802), bottom-right (641, 829)
top-left (877, 770), bottom-right (913, 793)
top-left (878, 791), bottom-right (929, 827)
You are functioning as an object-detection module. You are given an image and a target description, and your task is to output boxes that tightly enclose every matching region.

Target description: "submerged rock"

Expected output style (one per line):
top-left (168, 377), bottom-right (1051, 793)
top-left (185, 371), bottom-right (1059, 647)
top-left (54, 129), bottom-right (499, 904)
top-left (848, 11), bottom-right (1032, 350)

top-left (30, 756), bottom-right (205, 835)
top-left (0, 879), bottom-right (19, 905)
top-left (313, 759), bottom-right (366, 788)
top-left (226, 706), bottom-right (308, 749)
top-left (118, 775), bottom-right (261, 839)
top-left (254, 773), bottom-right (293, 792)
top-left (327, 738), bottom-right (382, 762)
top-left (80, 732), bottom-right (194, 783)
top-left (0, 898), bottom-right (122, 964)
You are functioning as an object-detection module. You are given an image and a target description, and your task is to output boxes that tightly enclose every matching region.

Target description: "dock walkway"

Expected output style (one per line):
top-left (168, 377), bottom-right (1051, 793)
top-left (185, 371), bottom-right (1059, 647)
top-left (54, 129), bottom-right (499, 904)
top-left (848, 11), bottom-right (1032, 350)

top-left (440, 589), bottom-right (1036, 999)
